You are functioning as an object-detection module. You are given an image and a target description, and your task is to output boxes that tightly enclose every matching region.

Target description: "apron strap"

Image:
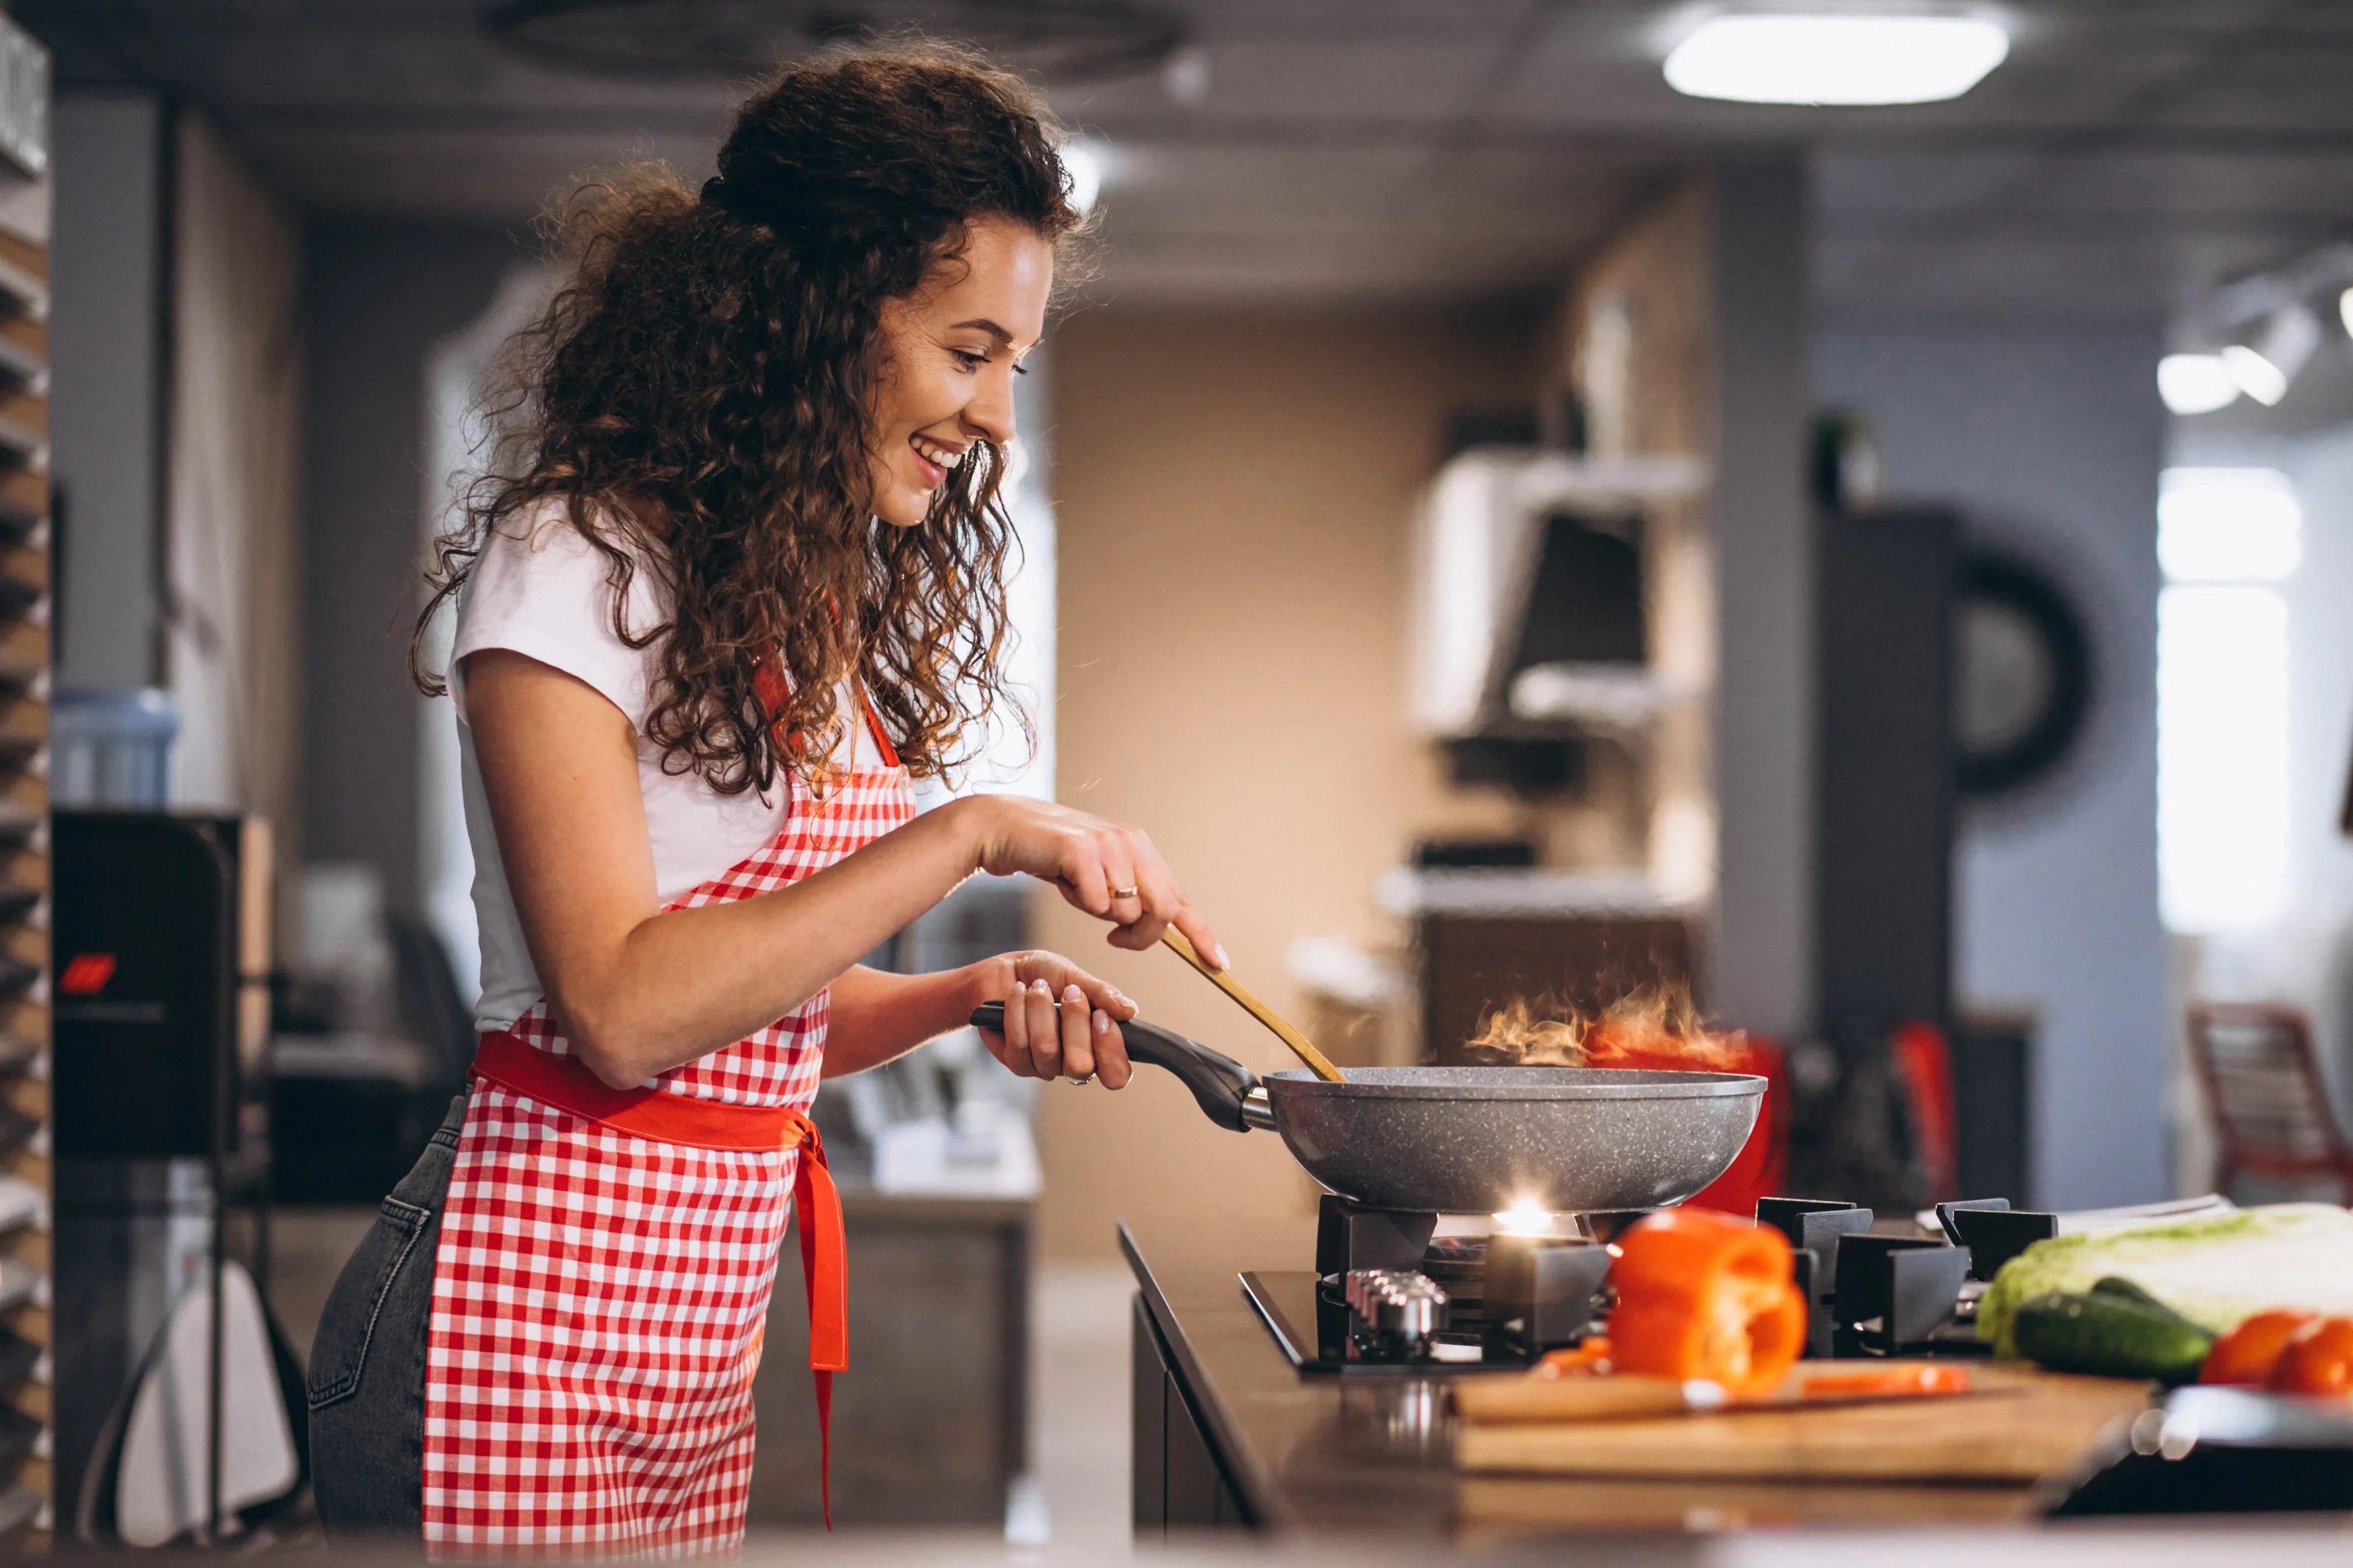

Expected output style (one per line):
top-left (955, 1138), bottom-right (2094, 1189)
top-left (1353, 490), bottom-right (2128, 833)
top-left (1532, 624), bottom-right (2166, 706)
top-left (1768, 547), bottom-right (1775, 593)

top-left (857, 687), bottom-right (902, 771)
top-left (782, 1108), bottom-right (848, 1530)
top-left (752, 649), bottom-right (904, 774)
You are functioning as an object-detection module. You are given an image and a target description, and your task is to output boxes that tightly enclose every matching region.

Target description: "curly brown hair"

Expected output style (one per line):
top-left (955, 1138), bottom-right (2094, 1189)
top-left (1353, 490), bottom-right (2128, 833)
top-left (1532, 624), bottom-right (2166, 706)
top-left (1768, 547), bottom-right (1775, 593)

top-left (414, 45), bottom-right (1088, 793)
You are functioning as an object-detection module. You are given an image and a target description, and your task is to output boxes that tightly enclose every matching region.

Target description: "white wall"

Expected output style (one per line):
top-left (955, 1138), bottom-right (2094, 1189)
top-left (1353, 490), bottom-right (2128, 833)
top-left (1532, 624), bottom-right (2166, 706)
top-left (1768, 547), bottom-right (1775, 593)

top-left (1816, 324), bottom-right (2170, 1209)
top-left (165, 112), bottom-right (304, 827)
top-left (299, 221), bottom-right (519, 910)
top-left (2166, 422), bottom-right (2353, 1117)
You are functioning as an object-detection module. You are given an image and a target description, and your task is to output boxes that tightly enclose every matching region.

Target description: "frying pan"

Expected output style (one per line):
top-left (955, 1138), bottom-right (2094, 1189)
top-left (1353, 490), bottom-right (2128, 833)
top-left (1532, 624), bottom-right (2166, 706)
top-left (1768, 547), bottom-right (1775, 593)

top-left (969, 1003), bottom-right (1764, 1214)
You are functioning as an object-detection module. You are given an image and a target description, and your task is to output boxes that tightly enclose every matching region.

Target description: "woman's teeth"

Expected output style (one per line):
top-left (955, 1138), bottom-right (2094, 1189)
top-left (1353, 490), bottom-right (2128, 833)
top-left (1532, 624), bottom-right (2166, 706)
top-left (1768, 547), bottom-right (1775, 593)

top-left (911, 436), bottom-right (965, 473)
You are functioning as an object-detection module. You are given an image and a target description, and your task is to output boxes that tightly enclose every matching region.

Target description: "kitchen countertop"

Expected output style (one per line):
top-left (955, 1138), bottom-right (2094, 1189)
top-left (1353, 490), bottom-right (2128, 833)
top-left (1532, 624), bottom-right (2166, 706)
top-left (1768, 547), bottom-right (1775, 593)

top-left (1118, 1212), bottom-right (2100, 1540)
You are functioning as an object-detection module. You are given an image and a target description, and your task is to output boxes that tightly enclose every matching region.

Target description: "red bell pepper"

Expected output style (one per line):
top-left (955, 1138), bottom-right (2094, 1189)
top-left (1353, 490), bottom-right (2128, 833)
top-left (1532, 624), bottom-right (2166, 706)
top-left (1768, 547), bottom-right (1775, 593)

top-left (1607, 1208), bottom-right (1807, 1398)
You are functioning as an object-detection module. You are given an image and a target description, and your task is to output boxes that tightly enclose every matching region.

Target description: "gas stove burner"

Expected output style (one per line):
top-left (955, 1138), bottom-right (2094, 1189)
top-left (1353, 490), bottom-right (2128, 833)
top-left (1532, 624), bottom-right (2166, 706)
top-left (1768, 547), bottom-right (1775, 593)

top-left (1490, 1200), bottom-right (1576, 1237)
top-left (1241, 1197), bottom-right (1617, 1375)
top-left (1240, 1270), bottom-right (1498, 1375)
top-left (1343, 1267), bottom-right (1446, 1328)
top-left (1341, 1269), bottom-right (1453, 1360)
top-left (1251, 1191), bottom-right (2018, 1376)
top-left (1416, 1236), bottom-right (1487, 1290)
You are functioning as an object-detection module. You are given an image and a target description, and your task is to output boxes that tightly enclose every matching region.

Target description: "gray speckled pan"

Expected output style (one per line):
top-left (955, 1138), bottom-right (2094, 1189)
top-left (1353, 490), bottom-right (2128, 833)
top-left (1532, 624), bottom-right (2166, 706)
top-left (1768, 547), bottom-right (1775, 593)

top-left (1260, 1064), bottom-right (1763, 1214)
top-left (970, 1003), bottom-right (1764, 1214)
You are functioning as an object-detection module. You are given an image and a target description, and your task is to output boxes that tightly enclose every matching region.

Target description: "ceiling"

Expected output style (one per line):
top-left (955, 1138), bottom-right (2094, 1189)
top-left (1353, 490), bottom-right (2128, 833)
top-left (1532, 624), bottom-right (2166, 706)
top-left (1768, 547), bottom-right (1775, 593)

top-left (16, 0), bottom-right (2353, 321)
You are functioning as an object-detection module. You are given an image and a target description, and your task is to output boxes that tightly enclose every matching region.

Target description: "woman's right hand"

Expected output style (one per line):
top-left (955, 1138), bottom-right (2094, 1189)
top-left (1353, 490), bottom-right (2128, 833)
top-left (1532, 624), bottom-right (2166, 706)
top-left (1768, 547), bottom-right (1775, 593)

top-left (956, 795), bottom-right (1226, 964)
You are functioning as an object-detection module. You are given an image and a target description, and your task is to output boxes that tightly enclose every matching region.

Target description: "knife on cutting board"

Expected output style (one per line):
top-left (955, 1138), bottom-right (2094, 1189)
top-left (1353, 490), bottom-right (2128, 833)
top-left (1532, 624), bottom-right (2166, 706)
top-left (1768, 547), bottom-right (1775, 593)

top-left (1454, 1360), bottom-right (1978, 1425)
top-left (1454, 1365), bottom-right (2152, 1484)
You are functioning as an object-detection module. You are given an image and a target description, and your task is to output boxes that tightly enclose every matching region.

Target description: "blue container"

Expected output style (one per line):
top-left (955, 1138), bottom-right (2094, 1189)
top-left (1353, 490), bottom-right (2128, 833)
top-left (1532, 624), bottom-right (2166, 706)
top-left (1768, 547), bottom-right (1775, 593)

top-left (52, 687), bottom-right (179, 807)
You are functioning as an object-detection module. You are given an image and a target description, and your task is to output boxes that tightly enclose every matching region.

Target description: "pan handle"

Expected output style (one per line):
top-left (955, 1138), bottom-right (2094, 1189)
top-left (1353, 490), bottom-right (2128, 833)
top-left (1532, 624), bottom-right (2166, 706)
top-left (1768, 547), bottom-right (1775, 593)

top-left (968, 1001), bottom-right (1264, 1133)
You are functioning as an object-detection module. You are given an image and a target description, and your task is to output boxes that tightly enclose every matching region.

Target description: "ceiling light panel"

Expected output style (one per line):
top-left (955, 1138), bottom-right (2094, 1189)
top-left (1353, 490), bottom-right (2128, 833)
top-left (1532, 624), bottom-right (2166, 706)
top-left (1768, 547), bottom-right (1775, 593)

top-left (1663, 14), bottom-right (2010, 106)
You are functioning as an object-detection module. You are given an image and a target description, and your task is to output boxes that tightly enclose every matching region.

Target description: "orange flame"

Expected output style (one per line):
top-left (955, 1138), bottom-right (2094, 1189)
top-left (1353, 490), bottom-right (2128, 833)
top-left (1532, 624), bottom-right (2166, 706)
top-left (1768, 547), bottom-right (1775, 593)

top-left (1466, 989), bottom-right (1746, 1070)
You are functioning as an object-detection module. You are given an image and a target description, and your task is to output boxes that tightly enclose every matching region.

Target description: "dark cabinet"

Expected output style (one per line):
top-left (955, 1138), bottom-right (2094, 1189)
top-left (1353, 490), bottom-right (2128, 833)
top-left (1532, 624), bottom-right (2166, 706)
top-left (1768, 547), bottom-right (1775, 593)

top-left (1130, 1294), bottom-right (1249, 1533)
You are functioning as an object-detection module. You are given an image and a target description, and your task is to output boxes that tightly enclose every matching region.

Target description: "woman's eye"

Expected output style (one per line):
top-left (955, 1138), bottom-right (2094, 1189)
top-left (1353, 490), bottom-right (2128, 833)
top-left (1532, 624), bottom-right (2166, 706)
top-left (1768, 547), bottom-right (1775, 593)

top-left (951, 349), bottom-right (988, 371)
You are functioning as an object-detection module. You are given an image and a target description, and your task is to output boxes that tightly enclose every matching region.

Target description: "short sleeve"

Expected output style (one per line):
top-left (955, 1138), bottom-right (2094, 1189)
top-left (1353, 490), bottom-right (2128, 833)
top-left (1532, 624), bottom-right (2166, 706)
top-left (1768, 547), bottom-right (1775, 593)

top-left (450, 502), bottom-right (666, 727)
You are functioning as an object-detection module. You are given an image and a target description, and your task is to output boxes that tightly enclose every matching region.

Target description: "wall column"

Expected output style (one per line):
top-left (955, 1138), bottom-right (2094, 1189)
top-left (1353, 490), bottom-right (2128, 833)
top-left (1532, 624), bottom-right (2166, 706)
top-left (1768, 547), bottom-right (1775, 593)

top-left (49, 90), bottom-right (168, 690)
top-left (1707, 157), bottom-right (1816, 1038)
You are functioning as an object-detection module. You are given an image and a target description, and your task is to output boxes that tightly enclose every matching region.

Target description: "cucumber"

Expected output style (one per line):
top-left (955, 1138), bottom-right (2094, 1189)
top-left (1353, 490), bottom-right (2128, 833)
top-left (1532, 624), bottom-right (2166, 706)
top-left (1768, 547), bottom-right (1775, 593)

top-left (2012, 1289), bottom-right (2216, 1384)
top-left (2087, 1275), bottom-right (2202, 1329)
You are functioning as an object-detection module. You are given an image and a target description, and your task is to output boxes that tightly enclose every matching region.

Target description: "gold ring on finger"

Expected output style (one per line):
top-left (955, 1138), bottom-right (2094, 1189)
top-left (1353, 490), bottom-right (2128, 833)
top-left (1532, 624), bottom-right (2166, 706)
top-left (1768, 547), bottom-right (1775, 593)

top-left (1111, 884), bottom-right (1140, 901)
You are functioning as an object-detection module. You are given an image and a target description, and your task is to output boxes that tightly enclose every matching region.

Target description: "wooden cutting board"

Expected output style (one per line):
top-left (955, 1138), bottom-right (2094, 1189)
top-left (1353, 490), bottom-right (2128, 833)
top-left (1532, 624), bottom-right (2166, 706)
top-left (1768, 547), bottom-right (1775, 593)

top-left (1454, 1363), bottom-right (2148, 1483)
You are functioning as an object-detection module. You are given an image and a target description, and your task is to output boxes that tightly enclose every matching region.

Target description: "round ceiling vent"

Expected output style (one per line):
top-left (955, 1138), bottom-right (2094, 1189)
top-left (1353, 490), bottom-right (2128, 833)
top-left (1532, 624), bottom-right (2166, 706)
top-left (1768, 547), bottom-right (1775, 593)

top-left (485, 0), bottom-right (1185, 85)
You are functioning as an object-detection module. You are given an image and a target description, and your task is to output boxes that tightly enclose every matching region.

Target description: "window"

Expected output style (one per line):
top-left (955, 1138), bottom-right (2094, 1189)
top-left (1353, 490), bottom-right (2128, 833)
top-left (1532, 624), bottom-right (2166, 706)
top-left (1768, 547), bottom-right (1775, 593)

top-left (2156, 467), bottom-right (2299, 934)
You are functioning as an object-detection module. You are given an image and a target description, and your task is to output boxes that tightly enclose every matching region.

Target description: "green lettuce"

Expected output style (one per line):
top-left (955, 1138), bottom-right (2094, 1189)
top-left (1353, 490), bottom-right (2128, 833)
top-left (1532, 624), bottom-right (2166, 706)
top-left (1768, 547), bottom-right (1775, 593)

top-left (1977, 1203), bottom-right (2353, 1357)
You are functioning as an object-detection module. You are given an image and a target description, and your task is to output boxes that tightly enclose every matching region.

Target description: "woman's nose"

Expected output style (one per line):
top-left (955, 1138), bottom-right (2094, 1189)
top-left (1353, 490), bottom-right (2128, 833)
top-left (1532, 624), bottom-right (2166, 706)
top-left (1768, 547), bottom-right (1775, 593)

top-left (963, 370), bottom-right (1016, 445)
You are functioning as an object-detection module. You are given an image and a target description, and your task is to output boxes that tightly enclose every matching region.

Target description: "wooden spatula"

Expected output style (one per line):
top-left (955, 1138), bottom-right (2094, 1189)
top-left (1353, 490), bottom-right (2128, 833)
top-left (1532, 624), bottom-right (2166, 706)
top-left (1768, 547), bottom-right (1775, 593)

top-left (1160, 928), bottom-right (1346, 1082)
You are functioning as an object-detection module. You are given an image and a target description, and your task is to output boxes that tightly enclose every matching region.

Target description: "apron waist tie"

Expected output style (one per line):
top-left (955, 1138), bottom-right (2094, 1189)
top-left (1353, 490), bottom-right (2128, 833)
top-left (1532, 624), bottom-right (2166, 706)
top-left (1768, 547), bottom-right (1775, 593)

top-left (470, 1028), bottom-right (849, 1528)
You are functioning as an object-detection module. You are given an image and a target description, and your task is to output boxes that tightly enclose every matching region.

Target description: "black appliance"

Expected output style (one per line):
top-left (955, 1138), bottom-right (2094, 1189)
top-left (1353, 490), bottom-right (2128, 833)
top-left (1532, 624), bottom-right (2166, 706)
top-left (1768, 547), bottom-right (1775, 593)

top-left (51, 811), bottom-right (274, 1535)
top-left (1813, 506), bottom-right (2031, 1207)
top-left (1815, 505), bottom-right (1955, 1047)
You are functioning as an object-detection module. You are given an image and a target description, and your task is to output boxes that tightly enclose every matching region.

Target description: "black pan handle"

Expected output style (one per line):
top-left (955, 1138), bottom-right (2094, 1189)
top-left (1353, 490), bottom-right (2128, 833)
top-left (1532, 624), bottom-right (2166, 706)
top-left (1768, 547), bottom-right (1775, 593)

top-left (968, 1001), bottom-right (1262, 1133)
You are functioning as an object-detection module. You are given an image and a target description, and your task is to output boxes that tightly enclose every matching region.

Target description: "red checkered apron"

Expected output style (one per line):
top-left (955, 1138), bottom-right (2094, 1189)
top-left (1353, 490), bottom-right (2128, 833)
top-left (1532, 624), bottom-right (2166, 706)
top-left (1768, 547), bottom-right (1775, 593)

top-left (422, 703), bottom-right (915, 1557)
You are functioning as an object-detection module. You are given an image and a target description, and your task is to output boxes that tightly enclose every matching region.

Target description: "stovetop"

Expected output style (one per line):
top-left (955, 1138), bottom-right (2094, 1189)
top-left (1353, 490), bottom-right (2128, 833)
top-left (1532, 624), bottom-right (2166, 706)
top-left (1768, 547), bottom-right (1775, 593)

top-left (1248, 1193), bottom-right (2012, 1376)
top-left (1242, 1267), bottom-right (1543, 1375)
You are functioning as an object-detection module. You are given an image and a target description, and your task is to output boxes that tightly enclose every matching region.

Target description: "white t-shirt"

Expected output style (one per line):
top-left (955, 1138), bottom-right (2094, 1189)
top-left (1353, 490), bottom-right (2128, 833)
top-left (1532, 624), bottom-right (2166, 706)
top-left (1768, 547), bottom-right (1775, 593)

top-left (451, 499), bottom-right (867, 1031)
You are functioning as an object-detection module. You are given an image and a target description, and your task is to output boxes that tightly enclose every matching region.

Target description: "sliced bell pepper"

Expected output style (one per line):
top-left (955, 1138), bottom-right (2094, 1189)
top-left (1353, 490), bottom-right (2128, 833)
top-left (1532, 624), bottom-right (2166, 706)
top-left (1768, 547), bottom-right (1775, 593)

top-left (1799, 1363), bottom-right (1971, 1398)
top-left (2271, 1315), bottom-right (2353, 1398)
top-left (1533, 1336), bottom-right (1613, 1380)
top-left (1607, 1207), bottom-right (1807, 1399)
top-left (2201, 1309), bottom-right (2316, 1386)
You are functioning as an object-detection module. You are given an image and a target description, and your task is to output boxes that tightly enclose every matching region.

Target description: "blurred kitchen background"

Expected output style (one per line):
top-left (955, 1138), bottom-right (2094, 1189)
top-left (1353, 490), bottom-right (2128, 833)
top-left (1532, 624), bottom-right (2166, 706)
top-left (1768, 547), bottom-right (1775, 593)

top-left (6, 0), bottom-right (2353, 1550)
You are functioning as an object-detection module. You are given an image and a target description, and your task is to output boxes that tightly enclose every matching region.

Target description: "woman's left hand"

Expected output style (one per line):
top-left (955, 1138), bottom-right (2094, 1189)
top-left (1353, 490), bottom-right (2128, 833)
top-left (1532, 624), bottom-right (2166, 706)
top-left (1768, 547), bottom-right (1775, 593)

top-left (970, 951), bottom-right (1140, 1086)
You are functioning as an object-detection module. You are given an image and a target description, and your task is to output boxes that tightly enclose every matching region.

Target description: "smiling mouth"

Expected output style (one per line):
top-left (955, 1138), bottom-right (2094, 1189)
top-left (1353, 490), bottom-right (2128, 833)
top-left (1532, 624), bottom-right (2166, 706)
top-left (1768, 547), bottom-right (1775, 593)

top-left (910, 434), bottom-right (968, 487)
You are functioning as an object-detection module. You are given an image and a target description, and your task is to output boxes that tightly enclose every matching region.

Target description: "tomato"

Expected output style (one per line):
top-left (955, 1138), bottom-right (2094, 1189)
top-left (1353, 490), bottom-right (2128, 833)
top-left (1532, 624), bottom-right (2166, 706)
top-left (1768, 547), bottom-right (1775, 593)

top-left (2200, 1309), bottom-right (2316, 1386)
top-left (1608, 1208), bottom-right (1807, 1399)
top-left (2271, 1316), bottom-right (2353, 1398)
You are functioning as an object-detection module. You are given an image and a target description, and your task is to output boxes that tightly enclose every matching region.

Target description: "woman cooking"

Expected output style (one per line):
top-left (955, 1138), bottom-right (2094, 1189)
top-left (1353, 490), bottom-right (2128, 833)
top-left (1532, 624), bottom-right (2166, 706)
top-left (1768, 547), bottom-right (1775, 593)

top-left (305, 47), bottom-right (1221, 1554)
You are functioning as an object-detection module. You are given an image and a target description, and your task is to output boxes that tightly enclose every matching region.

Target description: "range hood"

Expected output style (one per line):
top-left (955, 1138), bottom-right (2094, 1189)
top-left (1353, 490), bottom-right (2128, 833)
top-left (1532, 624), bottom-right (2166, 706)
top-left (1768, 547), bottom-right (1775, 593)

top-left (1407, 448), bottom-right (1707, 739)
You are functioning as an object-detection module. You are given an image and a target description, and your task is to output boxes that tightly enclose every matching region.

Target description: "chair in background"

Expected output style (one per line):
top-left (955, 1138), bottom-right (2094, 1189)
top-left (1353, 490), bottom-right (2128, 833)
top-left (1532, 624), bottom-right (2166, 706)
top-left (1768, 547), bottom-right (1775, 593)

top-left (2187, 1002), bottom-right (2353, 1203)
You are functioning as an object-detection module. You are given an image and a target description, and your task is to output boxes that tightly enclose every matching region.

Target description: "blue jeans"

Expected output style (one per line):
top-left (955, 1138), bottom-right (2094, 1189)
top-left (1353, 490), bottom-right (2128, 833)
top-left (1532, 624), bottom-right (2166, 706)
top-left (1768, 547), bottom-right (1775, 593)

top-left (305, 1092), bottom-right (465, 1537)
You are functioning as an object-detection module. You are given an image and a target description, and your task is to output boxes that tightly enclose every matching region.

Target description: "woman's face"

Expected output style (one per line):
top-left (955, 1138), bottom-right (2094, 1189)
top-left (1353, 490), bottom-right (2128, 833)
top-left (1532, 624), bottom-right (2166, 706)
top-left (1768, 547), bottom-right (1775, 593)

top-left (868, 217), bottom-right (1054, 529)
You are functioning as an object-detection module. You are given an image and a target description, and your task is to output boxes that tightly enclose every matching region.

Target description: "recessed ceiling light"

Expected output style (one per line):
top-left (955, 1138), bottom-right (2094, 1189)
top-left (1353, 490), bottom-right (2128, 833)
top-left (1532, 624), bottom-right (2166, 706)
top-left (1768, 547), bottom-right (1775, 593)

top-left (2221, 346), bottom-right (2288, 407)
top-left (2221, 305), bottom-right (2322, 407)
top-left (1663, 13), bottom-right (2010, 106)
top-left (2157, 354), bottom-right (2240, 417)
